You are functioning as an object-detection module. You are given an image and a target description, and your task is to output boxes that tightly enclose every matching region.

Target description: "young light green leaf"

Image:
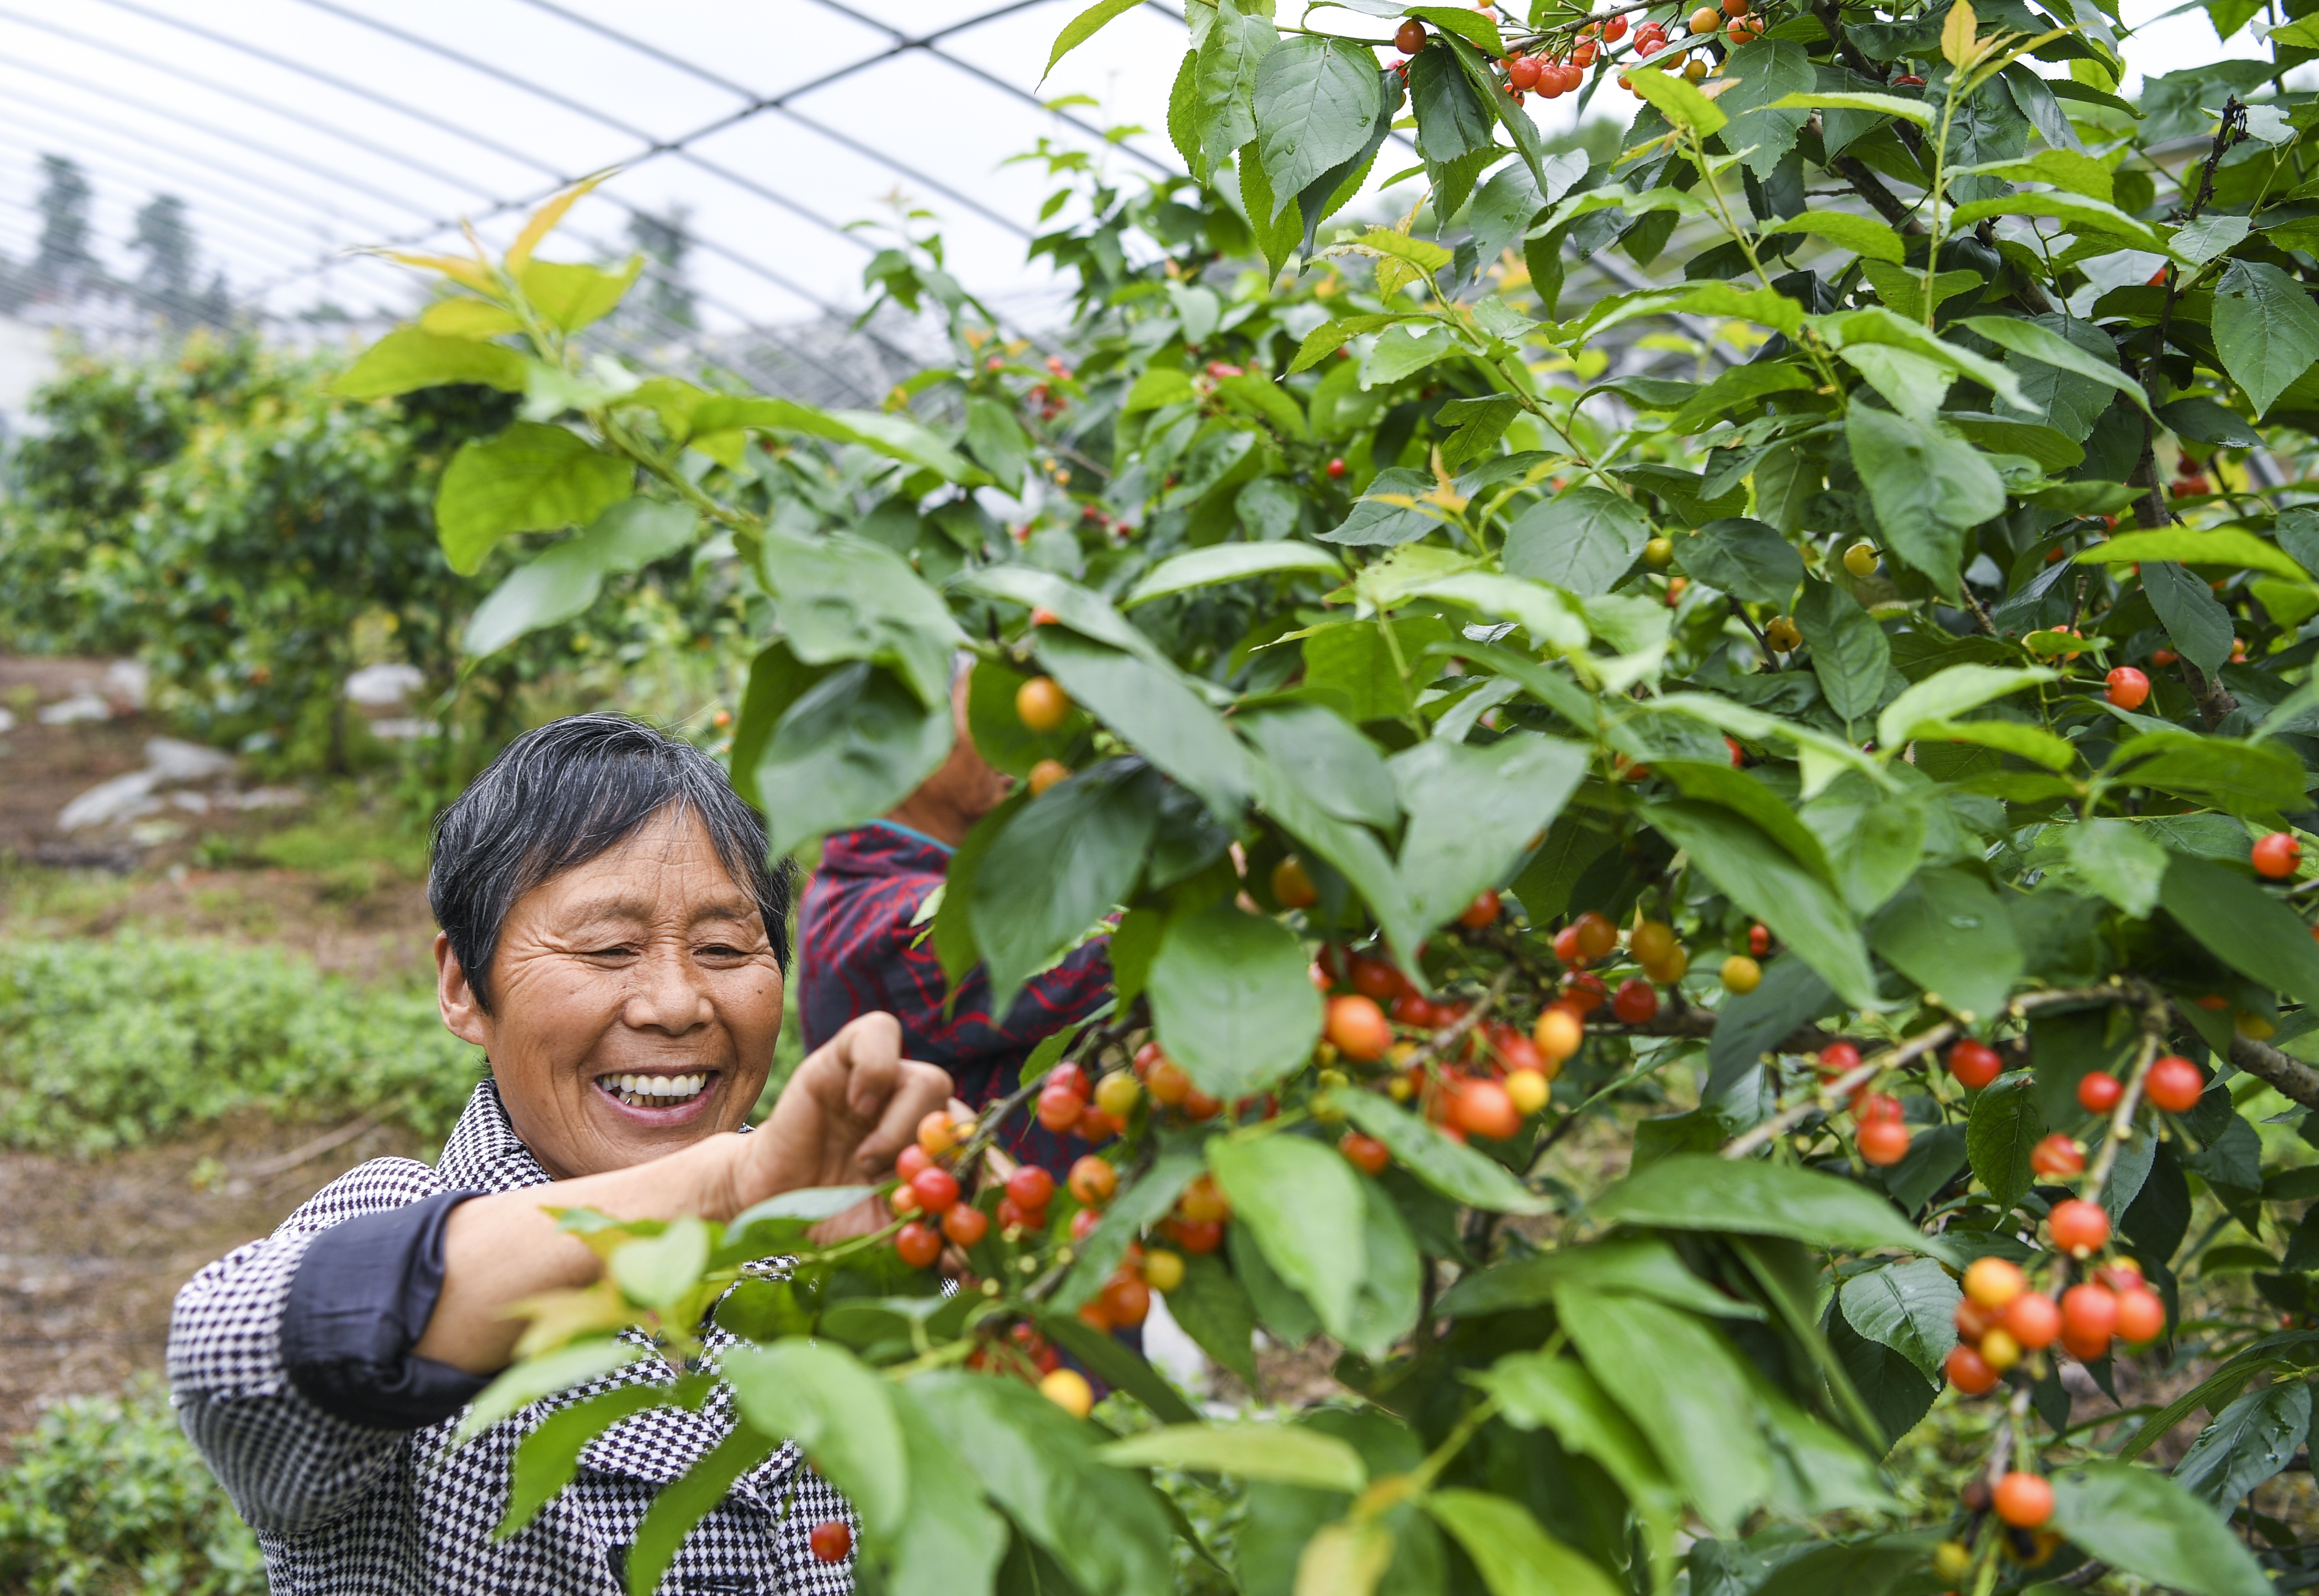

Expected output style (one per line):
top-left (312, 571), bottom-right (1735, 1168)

top-left (723, 1339), bottom-right (909, 1536)
top-left (1042, 0), bottom-right (1144, 82)
top-left (1876, 665), bottom-right (2057, 751)
top-left (1123, 542), bottom-right (1342, 608)
top-left (605, 1216), bottom-right (709, 1308)
top-left (1625, 61), bottom-right (1728, 135)
top-left (1767, 89), bottom-right (1933, 127)
top-left (1324, 1089), bottom-right (1551, 1213)
top-left (1760, 211), bottom-right (1908, 263)
top-left (1962, 315), bottom-right (2154, 417)
top-left (435, 423), bottom-right (635, 575)
top-left (1097, 1423), bottom-right (1367, 1492)
top-left (1594, 1153), bottom-right (1953, 1259)
top-left (334, 328), bottom-right (527, 399)
top-left (2078, 528), bottom-right (2311, 583)
top-left (1424, 1490), bottom-right (1626, 1596)
top-left (464, 498), bottom-right (698, 657)
top-left (455, 1339), bottom-right (646, 1443)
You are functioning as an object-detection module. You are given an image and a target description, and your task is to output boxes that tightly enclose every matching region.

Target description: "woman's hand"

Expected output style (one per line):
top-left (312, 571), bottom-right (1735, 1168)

top-left (726, 1012), bottom-right (954, 1213)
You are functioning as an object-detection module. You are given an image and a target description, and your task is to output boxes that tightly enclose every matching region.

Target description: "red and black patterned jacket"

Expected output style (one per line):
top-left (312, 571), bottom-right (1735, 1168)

top-left (798, 822), bottom-right (1112, 1158)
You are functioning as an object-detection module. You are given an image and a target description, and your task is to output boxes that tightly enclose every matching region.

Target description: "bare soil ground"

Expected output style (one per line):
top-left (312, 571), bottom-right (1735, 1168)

top-left (0, 654), bottom-right (443, 1442)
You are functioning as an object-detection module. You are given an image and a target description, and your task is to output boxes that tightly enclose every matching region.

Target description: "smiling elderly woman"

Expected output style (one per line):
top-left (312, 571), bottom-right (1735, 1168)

top-left (169, 715), bottom-right (951, 1595)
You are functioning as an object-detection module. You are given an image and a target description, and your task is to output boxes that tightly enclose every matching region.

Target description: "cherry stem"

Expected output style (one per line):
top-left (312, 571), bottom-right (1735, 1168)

top-left (2081, 999), bottom-right (2167, 1207)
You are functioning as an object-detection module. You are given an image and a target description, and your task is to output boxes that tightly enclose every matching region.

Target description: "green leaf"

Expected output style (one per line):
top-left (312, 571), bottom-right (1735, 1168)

top-left (909, 1370), bottom-right (1177, 1596)
top-left (1708, 38), bottom-right (1816, 178)
top-left (2160, 854), bottom-right (2319, 1009)
top-left (1970, 148), bottom-right (2113, 203)
top-left (1910, 717), bottom-right (2075, 772)
top-left (1252, 36), bottom-right (1382, 215)
top-left (1033, 1310), bottom-right (1199, 1425)
top-left (2135, 560), bottom-right (2234, 676)
top-left (963, 392), bottom-right (1031, 494)
top-left (964, 658), bottom-right (1080, 780)
top-left (1624, 61), bottom-right (1728, 134)
top-left (463, 497), bottom-right (697, 657)
top-left (1167, 48), bottom-right (1203, 174)
top-left (2049, 1461), bottom-right (2274, 1596)
top-left (882, 1395), bottom-right (1011, 1596)
top-left (1123, 541), bottom-right (1342, 608)
top-left (1042, 0), bottom-right (1144, 81)
top-left (1247, 743), bottom-right (1424, 963)
top-left (435, 423), bottom-right (635, 575)
top-left (1767, 88), bottom-right (1934, 126)
top-left (690, 396), bottom-right (984, 483)
top-left (1593, 1153), bottom-right (1950, 1259)
top-left (1036, 629), bottom-right (1251, 824)
top-left (418, 297), bottom-right (525, 339)
top-left (1324, 1089), bottom-right (1551, 1214)
top-left (1100, 1423), bottom-right (1367, 1491)
top-left (2212, 261), bottom-right (2319, 417)
top-left (1124, 366), bottom-right (1196, 413)
top-left (606, 1216), bottom-right (709, 1308)
top-left (1161, 1252), bottom-right (1260, 1389)
top-left (1239, 153), bottom-right (1303, 280)
top-left (2079, 528), bottom-right (2311, 583)
top-left (723, 1339), bottom-right (908, 1536)
top-left (1876, 664), bottom-right (2055, 751)
top-left (1962, 1072), bottom-right (2044, 1211)
top-left (1795, 578), bottom-right (1891, 726)
top-left (1403, 571), bottom-right (1590, 652)
top-left (1869, 867), bottom-right (2025, 1025)
top-left (1642, 802), bottom-right (1878, 1008)
top-left (2060, 818), bottom-right (2170, 918)
top-left (1149, 902), bottom-right (1323, 1101)
top-left (1843, 400), bottom-right (2006, 597)
top-left (970, 760), bottom-right (1158, 1009)
top-left (1949, 190), bottom-right (2163, 250)
top-left (1708, 956), bottom-right (1837, 1095)
top-left (1503, 486), bottom-right (1652, 597)
top-left (1407, 43), bottom-right (1494, 164)
top-left (1404, 6), bottom-right (1508, 54)
top-left (334, 328), bottom-right (526, 399)
top-left (1194, 0), bottom-right (1274, 160)
top-left (1963, 314), bottom-right (2153, 418)
top-left (1424, 1490), bottom-right (1625, 1596)
top-left (1557, 1287), bottom-right (1771, 1532)
top-left (1208, 1133), bottom-right (1368, 1341)
top-left (498, 1384), bottom-right (671, 1537)
top-left (1289, 312), bottom-right (1398, 374)
top-left (1837, 1258), bottom-right (1960, 1379)
top-left (1392, 733), bottom-right (1587, 932)
top-left (2174, 1380), bottom-right (2312, 1507)
top-left (751, 662), bottom-right (954, 856)
top-left (455, 1339), bottom-right (645, 1442)
top-left (625, 1423), bottom-right (780, 1596)
top-left (1648, 759), bottom-right (1835, 887)
top-left (1674, 517), bottom-right (1805, 605)
top-left (1441, 1235), bottom-right (1766, 1319)
top-left (1478, 1351), bottom-right (1680, 1510)
top-left (2113, 729), bottom-right (2310, 814)
top-left (519, 257), bottom-right (642, 334)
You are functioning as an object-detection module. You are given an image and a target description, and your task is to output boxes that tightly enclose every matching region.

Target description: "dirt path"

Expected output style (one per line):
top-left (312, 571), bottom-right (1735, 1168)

top-left (0, 1112), bottom-right (433, 1444)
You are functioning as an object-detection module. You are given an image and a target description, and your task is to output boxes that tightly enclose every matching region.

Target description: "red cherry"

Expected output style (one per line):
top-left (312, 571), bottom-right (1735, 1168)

top-left (2030, 1133), bottom-right (2085, 1177)
top-left (1994, 1472), bottom-right (2053, 1529)
top-left (2255, 831), bottom-right (2302, 879)
top-left (1604, 14), bottom-right (1627, 38)
top-left (1046, 1062), bottom-right (1091, 1099)
top-left (1006, 1165), bottom-right (1055, 1209)
top-left (1165, 1215), bottom-right (1223, 1253)
top-left (896, 1144), bottom-right (932, 1183)
top-left (1072, 1102), bottom-right (1114, 1142)
top-left (1945, 1342), bottom-right (1998, 1395)
top-left (2077, 1071), bottom-right (2122, 1113)
top-left (2105, 666), bottom-right (2150, 710)
top-left (1947, 1038), bottom-right (2002, 1089)
top-left (1748, 923), bottom-right (1770, 956)
top-left (1394, 17), bottom-right (1427, 52)
top-left (809, 1520), bottom-right (853, 1562)
top-left (895, 1221), bottom-right (942, 1268)
top-left (1340, 1130), bottom-right (1390, 1175)
top-left (1036, 1085), bottom-right (1082, 1132)
top-left (995, 1195), bottom-right (1045, 1232)
top-left (909, 1166), bottom-right (961, 1215)
top-left (1068, 1155), bottom-right (1118, 1206)
top-left (2061, 1282), bottom-right (2118, 1342)
top-left (1856, 1091), bottom-right (1903, 1122)
top-left (2145, 1054), bottom-right (2204, 1114)
top-left (1561, 972), bottom-right (1607, 1013)
top-left (1451, 1078), bottom-right (1523, 1141)
top-left (2002, 1291), bottom-right (2061, 1350)
top-left (942, 1203), bottom-right (990, 1246)
top-left (1817, 1041), bottom-right (1861, 1078)
top-left (1349, 956), bottom-right (1409, 1002)
top-left (2115, 1285), bottom-right (2166, 1342)
top-left (1459, 889), bottom-right (1502, 928)
top-left (1326, 456), bottom-right (1347, 479)
top-left (1327, 994), bottom-right (1394, 1061)
top-left (1508, 53), bottom-right (1543, 88)
top-left (2049, 1200), bottom-right (2111, 1258)
top-left (1858, 1117), bottom-right (1911, 1165)
top-left (1610, 977), bottom-right (1658, 1025)
top-left (2152, 647), bottom-right (2179, 666)
top-left (1553, 925), bottom-right (1588, 967)
top-left (1069, 1207), bottom-right (1101, 1243)
top-left (1100, 1271), bottom-right (1152, 1327)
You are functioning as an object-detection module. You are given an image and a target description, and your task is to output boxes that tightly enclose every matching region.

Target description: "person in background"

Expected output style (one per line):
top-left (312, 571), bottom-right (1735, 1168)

top-left (797, 666), bottom-right (1111, 1161)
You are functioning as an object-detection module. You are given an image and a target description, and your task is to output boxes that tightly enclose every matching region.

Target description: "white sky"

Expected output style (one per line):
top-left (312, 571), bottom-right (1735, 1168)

top-left (0, 0), bottom-right (2266, 337)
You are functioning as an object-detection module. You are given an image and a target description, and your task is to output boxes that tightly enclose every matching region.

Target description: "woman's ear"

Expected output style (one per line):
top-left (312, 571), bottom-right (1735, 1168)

top-left (434, 931), bottom-right (491, 1049)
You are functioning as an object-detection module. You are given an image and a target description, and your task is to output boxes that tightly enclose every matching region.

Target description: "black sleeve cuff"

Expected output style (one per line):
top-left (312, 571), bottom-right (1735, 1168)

top-left (283, 1189), bottom-right (491, 1432)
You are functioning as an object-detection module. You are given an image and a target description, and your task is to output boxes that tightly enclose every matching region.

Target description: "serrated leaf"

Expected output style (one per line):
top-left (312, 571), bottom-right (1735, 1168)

top-left (2080, 528), bottom-right (2310, 583)
top-left (1760, 210), bottom-right (1908, 262)
top-left (2049, 1461), bottom-right (2272, 1596)
top-left (435, 423), bottom-right (635, 575)
top-left (1098, 1423), bottom-right (1368, 1491)
top-left (335, 328), bottom-right (527, 399)
top-left (1209, 1134), bottom-right (1369, 1340)
top-left (1043, 0), bottom-right (1144, 81)
top-left (2213, 261), bottom-right (2319, 418)
top-left (1424, 1490), bottom-right (1626, 1596)
top-left (1149, 902), bottom-right (1322, 1100)
top-left (1838, 1258), bottom-right (1960, 1378)
top-left (1324, 1089), bottom-right (1551, 1212)
top-left (1593, 1154), bottom-right (1950, 1258)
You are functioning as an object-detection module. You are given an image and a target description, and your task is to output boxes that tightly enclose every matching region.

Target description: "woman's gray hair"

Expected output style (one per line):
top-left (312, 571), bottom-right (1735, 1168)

top-left (428, 713), bottom-right (795, 1012)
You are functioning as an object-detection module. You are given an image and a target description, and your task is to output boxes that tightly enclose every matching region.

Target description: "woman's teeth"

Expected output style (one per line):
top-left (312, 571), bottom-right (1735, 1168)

top-left (601, 1073), bottom-right (708, 1108)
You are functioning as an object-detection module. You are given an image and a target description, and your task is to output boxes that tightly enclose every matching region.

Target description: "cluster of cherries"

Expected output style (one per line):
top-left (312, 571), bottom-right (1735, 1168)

top-left (891, 1110), bottom-right (993, 1264)
top-left (1945, 1255), bottom-right (2166, 1396)
top-left (1033, 1058), bottom-right (1134, 1144)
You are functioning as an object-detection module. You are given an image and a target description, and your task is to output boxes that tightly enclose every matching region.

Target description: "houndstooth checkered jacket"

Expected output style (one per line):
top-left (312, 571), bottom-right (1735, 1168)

top-left (169, 1079), bottom-right (857, 1595)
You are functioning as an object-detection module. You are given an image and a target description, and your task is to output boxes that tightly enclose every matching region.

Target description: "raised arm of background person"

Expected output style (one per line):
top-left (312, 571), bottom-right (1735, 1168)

top-left (411, 1012), bottom-right (949, 1374)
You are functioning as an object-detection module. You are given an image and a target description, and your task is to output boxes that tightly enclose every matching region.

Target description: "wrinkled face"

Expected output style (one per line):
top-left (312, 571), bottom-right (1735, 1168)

top-left (434, 808), bottom-right (784, 1180)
